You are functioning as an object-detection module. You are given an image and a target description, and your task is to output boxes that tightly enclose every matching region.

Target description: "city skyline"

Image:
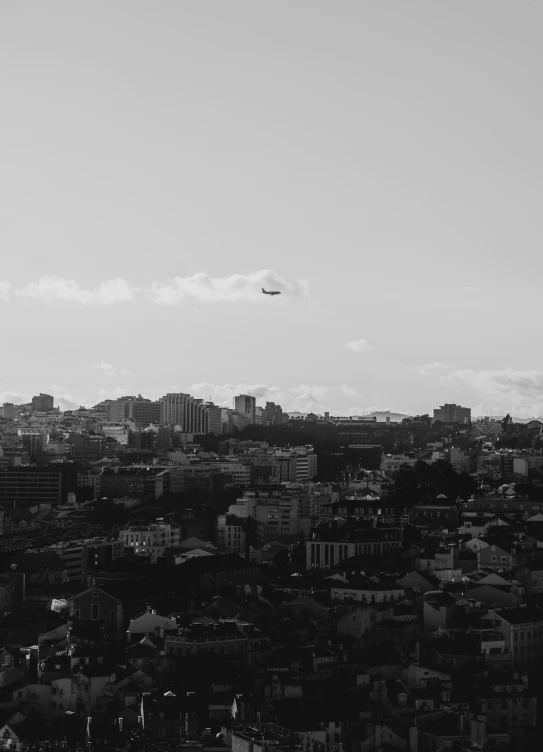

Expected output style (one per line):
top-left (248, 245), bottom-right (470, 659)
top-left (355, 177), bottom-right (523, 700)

top-left (2, 1), bottom-right (543, 417)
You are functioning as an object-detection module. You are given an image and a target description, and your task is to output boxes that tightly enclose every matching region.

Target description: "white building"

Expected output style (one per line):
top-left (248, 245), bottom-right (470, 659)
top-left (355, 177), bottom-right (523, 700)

top-left (380, 454), bottom-right (417, 473)
top-left (216, 514), bottom-right (247, 556)
top-left (119, 522), bottom-right (181, 563)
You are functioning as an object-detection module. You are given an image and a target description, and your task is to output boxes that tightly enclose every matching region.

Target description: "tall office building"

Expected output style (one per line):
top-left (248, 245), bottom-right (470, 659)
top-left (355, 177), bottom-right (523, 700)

top-left (263, 401), bottom-right (284, 426)
top-left (109, 396), bottom-right (160, 427)
top-left (234, 395), bottom-right (256, 424)
top-left (205, 402), bottom-right (223, 435)
top-left (159, 393), bottom-right (210, 434)
top-left (109, 396), bottom-right (135, 423)
top-left (127, 397), bottom-right (160, 427)
top-left (31, 393), bottom-right (54, 411)
top-left (2, 404), bottom-right (16, 419)
top-left (433, 403), bottom-right (471, 424)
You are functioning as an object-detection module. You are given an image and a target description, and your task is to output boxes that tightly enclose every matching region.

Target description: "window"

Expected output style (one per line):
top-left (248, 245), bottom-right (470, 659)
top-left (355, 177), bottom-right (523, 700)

top-left (92, 591), bottom-right (99, 599)
top-left (110, 610), bottom-right (116, 620)
top-left (74, 609), bottom-right (80, 618)
top-left (91, 604), bottom-right (100, 620)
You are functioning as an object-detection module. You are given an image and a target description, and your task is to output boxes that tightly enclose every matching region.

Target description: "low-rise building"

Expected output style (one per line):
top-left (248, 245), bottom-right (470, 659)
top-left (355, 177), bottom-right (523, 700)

top-left (119, 522), bottom-right (181, 563)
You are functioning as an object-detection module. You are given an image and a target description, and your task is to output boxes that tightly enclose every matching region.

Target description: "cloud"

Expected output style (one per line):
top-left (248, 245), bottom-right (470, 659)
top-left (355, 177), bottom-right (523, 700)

top-left (0, 390), bottom-right (30, 405)
top-left (345, 339), bottom-right (375, 353)
top-left (4, 271), bottom-right (308, 306)
top-left (464, 286), bottom-right (476, 293)
top-left (97, 387), bottom-right (129, 399)
top-left (187, 382), bottom-right (366, 414)
top-left (150, 270), bottom-right (309, 304)
top-left (16, 276), bottom-right (139, 305)
top-left (340, 384), bottom-right (360, 398)
top-left (54, 393), bottom-right (87, 411)
top-left (92, 361), bottom-right (116, 376)
top-left (411, 362), bottom-right (453, 375)
top-left (91, 362), bottom-right (131, 377)
top-left (188, 382), bottom-right (282, 406)
top-left (441, 367), bottom-right (543, 417)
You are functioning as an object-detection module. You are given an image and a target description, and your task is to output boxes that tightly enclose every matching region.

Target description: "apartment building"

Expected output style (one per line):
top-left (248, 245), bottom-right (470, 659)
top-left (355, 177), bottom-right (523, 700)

top-left (119, 522), bottom-right (181, 563)
top-left (234, 395), bottom-right (256, 424)
top-left (100, 467), bottom-right (170, 500)
top-left (380, 454), bottom-right (418, 473)
top-left (31, 394), bottom-right (54, 411)
top-left (0, 467), bottom-right (67, 507)
top-left (486, 606), bottom-right (543, 671)
top-left (159, 393), bottom-right (210, 433)
top-left (165, 619), bottom-right (269, 661)
top-left (216, 514), bottom-right (247, 556)
top-left (433, 403), bottom-right (471, 424)
top-left (306, 525), bottom-right (402, 570)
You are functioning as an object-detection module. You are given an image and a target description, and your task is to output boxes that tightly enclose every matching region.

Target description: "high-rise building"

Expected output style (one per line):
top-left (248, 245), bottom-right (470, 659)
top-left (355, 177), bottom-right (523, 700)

top-left (205, 402), bottom-right (222, 435)
top-left (263, 401), bottom-right (284, 426)
top-left (2, 404), bottom-right (16, 420)
top-left (234, 395), bottom-right (256, 424)
top-left (108, 396), bottom-right (161, 427)
top-left (159, 393), bottom-right (210, 433)
top-left (127, 397), bottom-right (160, 427)
top-left (433, 403), bottom-right (471, 424)
top-left (109, 396), bottom-right (132, 422)
top-left (31, 393), bottom-right (54, 411)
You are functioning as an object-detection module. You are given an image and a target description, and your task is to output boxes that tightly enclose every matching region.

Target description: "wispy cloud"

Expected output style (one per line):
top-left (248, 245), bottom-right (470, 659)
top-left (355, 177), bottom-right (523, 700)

top-left (91, 362), bottom-right (131, 377)
top-left (9, 271), bottom-right (308, 306)
top-left (0, 390), bottom-right (29, 405)
top-left (151, 270), bottom-right (309, 304)
top-left (97, 387), bottom-right (129, 399)
top-left (441, 367), bottom-right (543, 416)
top-left (188, 382), bottom-right (363, 414)
top-left (188, 382), bottom-right (282, 406)
top-left (92, 361), bottom-right (116, 376)
top-left (464, 286), bottom-right (476, 293)
top-left (345, 339), bottom-right (375, 353)
top-left (16, 276), bottom-right (139, 305)
top-left (411, 362), bottom-right (453, 375)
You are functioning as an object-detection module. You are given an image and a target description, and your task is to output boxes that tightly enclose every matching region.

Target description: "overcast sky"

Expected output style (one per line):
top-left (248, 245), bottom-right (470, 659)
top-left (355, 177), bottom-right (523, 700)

top-left (1, 0), bottom-right (543, 417)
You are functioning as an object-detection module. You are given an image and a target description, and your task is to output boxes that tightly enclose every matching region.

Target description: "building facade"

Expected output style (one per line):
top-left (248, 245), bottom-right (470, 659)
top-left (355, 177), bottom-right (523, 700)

top-left (159, 393), bottom-right (210, 433)
top-left (433, 403), bottom-right (471, 424)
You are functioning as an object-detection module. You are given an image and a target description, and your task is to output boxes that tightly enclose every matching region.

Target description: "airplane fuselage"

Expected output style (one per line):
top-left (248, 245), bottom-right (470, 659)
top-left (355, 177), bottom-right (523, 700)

top-left (262, 288), bottom-right (281, 295)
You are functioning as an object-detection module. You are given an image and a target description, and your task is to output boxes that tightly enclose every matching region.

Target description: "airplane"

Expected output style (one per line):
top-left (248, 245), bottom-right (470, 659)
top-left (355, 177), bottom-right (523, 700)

top-left (262, 288), bottom-right (281, 295)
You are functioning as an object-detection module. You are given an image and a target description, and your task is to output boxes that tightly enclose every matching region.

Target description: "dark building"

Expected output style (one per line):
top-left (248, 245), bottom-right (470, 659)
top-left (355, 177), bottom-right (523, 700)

top-left (85, 539), bottom-right (125, 573)
top-left (31, 393), bottom-right (54, 411)
top-left (0, 467), bottom-right (72, 508)
top-left (168, 553), bottom-right (261, 590)
top-left (411, 496), bottom-right (459, 528)
top-left (433, 403), bottom-right (471, 424)
top-left (100, 468), bottom-right (170, 500)
top-left (129, 431), bottom-right (156, 450)
top-left (126, 397), bottom-right (161, 427)
top-left (306, 522), bottom-right (402, 570)
top-left (68, 585), bottom-right (124, 642)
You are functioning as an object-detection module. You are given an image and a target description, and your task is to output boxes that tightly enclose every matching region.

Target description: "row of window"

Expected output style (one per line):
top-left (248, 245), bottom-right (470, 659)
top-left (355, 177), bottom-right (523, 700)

top-left (74, 606), bottom-right (116, 620)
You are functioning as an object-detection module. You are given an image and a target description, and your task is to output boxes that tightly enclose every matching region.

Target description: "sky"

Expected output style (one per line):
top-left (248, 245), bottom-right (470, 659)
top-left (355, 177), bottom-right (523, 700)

top-left (1, 0), bottom-right (543, 417)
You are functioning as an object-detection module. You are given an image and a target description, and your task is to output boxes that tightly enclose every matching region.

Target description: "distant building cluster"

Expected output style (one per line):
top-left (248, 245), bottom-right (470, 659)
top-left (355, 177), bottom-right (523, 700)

top-left (1, 385), bottom-right (543, 748)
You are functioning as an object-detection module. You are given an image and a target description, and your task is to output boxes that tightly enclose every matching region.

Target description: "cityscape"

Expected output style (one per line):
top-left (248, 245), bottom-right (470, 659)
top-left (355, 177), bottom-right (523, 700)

top-left (3, 1), bottom-right (543, 751)
top-left (0, 391), bottom-right (542, 749)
